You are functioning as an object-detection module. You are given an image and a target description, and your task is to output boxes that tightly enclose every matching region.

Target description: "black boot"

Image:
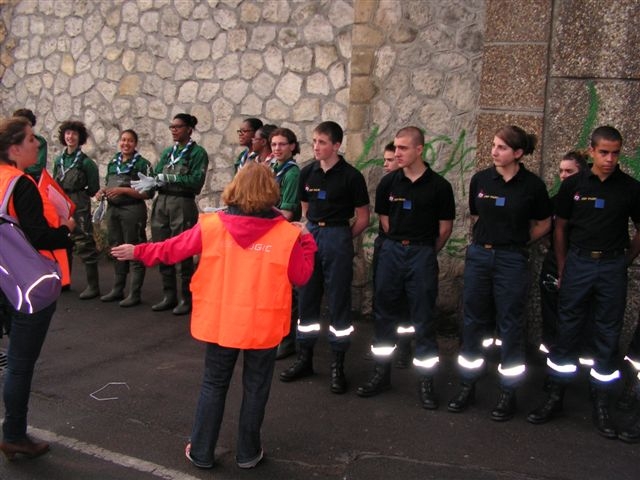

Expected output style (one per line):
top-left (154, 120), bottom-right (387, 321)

top-left (280, 346), bottom-right (314, 382)
top-left (618, 406), bottom-right (640, 443)
top-left (592, 388), bottom-right (617, 439)
top-left (490, 388), bottom-right (517, 422)
top-left (120, 264), bottom-right (145, 308)
top-left (101, 264), bottom-right (127, 302)
top-left (395, 337), bottom-right (413, 369)
top-left (276, 336), bottom-right (297, 360)
top-left (419, 375), bottom-right (439, 410)
top-left (330, 351), bottom-right (347, 394)
top-left (616, 365), bottom-right (638, 411)
top-left (79, 262), bottom-right (100, 300)
top-left (152, 273), bottom-right (177, 311)
top-left (527, 381), bottom-right (565, 424)
top-left (357, 363), bottom-right (391, 397)
top-left (447, 382), bottom-right (475, 413)
top-left (173, 281), bottom-right (192, 315)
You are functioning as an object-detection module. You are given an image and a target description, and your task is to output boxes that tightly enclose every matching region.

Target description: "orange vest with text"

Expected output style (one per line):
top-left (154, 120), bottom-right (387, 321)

top-left (0, 165), bottom-right (70, 286)
top-left (190, 213), bottom-right (300, 349)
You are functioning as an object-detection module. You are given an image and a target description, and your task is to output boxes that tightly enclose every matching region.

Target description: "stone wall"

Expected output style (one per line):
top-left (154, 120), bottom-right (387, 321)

top-left (0, 0), bottom-right (486, 319)
top-left (0, 0), bottom-right (356, 209)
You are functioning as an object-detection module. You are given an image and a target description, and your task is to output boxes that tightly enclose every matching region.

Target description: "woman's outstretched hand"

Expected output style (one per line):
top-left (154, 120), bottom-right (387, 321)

top-left (111, 244), bottom-right (136, 261)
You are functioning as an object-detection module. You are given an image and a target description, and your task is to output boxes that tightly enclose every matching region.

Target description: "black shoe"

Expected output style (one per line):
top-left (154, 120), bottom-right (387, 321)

top-left (172, 300), bottom-right (192, 315)
top-left (151, 297), bottom-right (177, 312)
top-left (330, 352), bottom-right (347, 394)
top-left (357, 363), bottom-right (391, 397)
top-left (593, 390), bottom-right (617, 439)
top-left (419, 376), bottom-right (439, 410)
top-left (275, 338), bottom-right (296, 360)
top-left (618, 412), bottom-right (640, 443)
top-left (447, 383), bottom-right (475, 413)
top-left (491, 389), bottom-right (516, 422)
top-left (100, 289), bottom-right (125, 302)
top-left (280, 349), bottom-right (314, 382)
top-left (527, 382), bottom-right (564, 425)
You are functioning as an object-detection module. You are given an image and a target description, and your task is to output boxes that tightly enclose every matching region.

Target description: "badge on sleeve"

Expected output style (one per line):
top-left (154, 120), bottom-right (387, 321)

top-left (495, 197), bottom-right (506, 207)
top-left (317, 190), bottom-right (327, 200)
top-left (594, 198), bottom-right (605, 209)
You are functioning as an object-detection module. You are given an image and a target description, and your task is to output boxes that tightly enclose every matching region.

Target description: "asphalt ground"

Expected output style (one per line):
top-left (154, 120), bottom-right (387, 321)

top-left (0, 260), bottom-right (638, 479)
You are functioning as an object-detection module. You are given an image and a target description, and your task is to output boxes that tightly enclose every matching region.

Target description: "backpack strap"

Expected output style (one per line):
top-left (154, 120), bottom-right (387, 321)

top-left (0, 176), bottom-right (21, 219)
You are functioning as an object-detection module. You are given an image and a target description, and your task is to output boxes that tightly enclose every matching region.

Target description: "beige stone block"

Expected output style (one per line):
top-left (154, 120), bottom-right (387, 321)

top-left (485, 0), bottom-right (551, 43)
top-left (551, 0), bottom-right (640, 78)
top-left (240, 2), bottom-right (261, 23)
top-left (347, 104), bottom-right (368, 131)
top-left (118, 74), bottom-right (141, 96)
top-left (351, 48), bottom-right (374, 75)
top-left (314, 45), bottom-right (338, 70)
top-left (352, 24), bottom-right (384, 47)
top-left (480, 45), bottom-right (547, 110)
top-left (60, 53), bottom-right (75, 76)
top-left (329, 0), bottom-right (354, 29)
top-left (354, 0), bottom-right (377, 24)
top-left (349, 76), bottom-right (377, 103)
top-left (476, 113), bottom-right (543, 172)
top-left (293, 98), bottom-right (320, 121)
top-left (344, 132), bottom-right (365, 164)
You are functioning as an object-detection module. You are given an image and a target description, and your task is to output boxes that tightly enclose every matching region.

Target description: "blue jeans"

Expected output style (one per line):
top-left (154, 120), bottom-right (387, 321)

top-left (2, 296), bottom-right (55, 442)
top-left (188, 343), bottom-right (277, 465)
top-left (460, 244), bottom-right (529, 388)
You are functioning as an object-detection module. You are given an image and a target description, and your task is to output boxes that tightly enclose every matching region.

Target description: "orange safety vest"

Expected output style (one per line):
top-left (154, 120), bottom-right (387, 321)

top-left (0, 165), bottom-right (71, 286)
top-left (190, 213), bottom-right (300, 349)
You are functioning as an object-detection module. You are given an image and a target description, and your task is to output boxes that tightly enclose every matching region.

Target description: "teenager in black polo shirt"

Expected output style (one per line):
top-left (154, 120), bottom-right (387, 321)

top-left (528, 126), bottom-right (640, 439)
top-left (448, 125), bottom-right (551, 421)
top-left (356, 127), bottom-right (455, 409)
top-left (279, 121), bottom-right (370, 394)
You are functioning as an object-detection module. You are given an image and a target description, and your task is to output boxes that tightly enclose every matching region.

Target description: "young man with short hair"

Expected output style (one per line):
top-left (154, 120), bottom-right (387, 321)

top-left (280, 121), bottom-right (370, 394)
top-left (357, 127), bottom-right (455, 408)
top-left (528, 126), bottom-right (640, 439)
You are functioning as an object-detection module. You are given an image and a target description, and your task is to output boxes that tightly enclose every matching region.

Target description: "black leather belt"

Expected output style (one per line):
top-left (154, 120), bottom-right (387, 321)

top-left (395, 239), bottom-right (433, 246)
top-left (311, 220), bottom-right (349, 227)
top-left (478, 243), bottom-right (526, 252)
top-left (572, 248), bottom-right (625, 260)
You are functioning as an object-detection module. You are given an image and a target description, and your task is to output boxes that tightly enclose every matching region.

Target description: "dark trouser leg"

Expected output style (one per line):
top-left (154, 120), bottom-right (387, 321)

top-left (236, 347), bottom-right (277, 463)
top-left (2, 302), bottom-right (55, 442)
top-left (188, 343), bottom-right (239, 466)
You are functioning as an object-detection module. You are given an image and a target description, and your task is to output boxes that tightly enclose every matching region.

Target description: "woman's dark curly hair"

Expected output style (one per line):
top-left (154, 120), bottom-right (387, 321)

top-left (58, 120), bottom-right (89, 146)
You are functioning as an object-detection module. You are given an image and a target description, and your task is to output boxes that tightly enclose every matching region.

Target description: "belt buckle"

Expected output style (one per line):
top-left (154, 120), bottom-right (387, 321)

top-left (483, 244), bottom-right (493, 249)
top-left (401, 240), bottom-right (410, 246)
top-left (590, 250), bottom-right (603, 259)
top-left (317, 221), bottom-right (326, 227)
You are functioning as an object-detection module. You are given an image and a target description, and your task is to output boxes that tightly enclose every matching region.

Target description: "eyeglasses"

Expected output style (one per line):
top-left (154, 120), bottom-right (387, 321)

top-left (271, 142), bottom-right (290, 148)
top-left (252, 137), bottom-right (266, 142)
top-left (169, 124), bottom-right (188, 130)
top-left (237, 129), bottom-right (255, 134)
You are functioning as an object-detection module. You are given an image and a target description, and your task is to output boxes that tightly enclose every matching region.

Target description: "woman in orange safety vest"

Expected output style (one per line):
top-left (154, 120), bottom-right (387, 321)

top-left (0, 117), bottom-right (75, 461)
top-left (112, 162), bottom-right (316, 470)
